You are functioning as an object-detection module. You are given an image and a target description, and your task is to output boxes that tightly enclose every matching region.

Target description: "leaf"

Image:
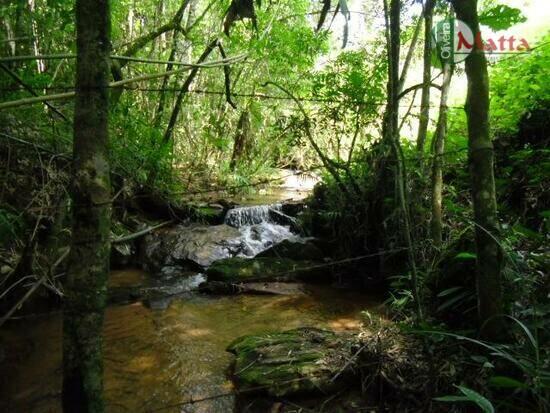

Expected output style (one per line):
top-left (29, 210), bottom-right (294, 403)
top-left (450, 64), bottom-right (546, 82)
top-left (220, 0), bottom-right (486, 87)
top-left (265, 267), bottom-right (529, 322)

top-left (503, 316), bottom-right (539, 359)
top-left (479, 5), bottom-right (526, 31)
top-left (489, 375), bottom-right (528, 389)
top-left (471, 355), bottom-right (488, 364)
top-left (455, 252), bottom-right (476, 260)
top-left (437, 286), bottom-right (464, 298)
top-left (456, 385), bottom-right (495, 413)
top-left (434, 395), bottom-right (469, 402)
top-left (437, 291), bottom-right (472, 312)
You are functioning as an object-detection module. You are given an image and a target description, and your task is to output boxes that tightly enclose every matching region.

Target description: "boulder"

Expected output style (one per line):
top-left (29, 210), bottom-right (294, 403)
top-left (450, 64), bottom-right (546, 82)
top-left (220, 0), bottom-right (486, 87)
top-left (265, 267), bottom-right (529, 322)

top-left (227, 328), bottom-right (357, 397)
top-left (191, 203), bottom-right (226, 224)
top-left (281, 200), bottom-right (306, 216)
top-left (141, 224), bottom-right (243, 273)
top-left (206, 257), bottom-right (327, 283)
top-left (171, 224), bottom-right (242, 267)
top-left (257, 239), bottom-right (324, 261)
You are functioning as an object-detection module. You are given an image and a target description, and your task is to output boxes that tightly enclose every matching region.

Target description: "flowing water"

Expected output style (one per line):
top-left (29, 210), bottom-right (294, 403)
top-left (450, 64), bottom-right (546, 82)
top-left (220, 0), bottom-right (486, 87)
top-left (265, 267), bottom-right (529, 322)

top-left (0, 272), bottom-right (382, 413)
top-left (1, 197), bottom-right (382, 412)
top-left (224, 204), bottom-right (302, 258)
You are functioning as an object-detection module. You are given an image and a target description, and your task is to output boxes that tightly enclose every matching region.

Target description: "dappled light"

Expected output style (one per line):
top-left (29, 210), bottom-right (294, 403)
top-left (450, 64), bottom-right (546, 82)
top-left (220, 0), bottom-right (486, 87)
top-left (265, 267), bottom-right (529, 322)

top-left (0, 0), bottom-right (548, 412)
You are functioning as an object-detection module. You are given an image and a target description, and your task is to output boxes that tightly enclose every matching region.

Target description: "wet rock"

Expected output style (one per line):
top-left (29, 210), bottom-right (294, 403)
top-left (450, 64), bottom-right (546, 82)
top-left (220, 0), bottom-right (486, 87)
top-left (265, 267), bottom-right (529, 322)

top-left (192, 203), bottom-right (226, 224)
top-left (257, 239), bottom-right (324, 261)
top-left (172, 225), bottom-right (242, 267)
top-left (268, 208), bottom-right (301, 233)
top-left (227, 328), bottom-right (357, 397)
top-left (280, 200), bottom-right (306, 217)
top-left (199, 281), bottom-right (306, 296)
top-left (206, 257), bottom-right (327, 283)
top-left (141, 224), bottom-right (243, 273)
top-left (108, 271), bottom-right (205, 305)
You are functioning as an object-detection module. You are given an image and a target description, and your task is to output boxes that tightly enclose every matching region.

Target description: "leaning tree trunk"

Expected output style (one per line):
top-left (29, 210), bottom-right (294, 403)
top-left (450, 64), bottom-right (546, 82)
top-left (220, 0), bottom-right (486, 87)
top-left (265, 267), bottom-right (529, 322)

top-left (416, 0), bottom-right (435, 155)
top-left (430, 62), bottom-right (453, 247)
top-left (62, 0), bottom-right (112, 411)
top-left (452, 0), bottom-right (505, 339)
top-left (163, 38), bottom-right (218, 144)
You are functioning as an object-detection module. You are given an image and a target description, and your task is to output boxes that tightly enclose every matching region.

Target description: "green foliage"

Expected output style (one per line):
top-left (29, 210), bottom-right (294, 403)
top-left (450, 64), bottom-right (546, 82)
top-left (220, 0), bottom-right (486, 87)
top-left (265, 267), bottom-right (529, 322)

top-left (0, 208), bottom-right (23, 246)
top-left (490, 35), bottom-right (550, 136)
top-left (435, 385), bottom-right (495, 413)
top-left (417, 319), bottom-right (550, 413)
top-left (479, 4), bottom-right (526, 31)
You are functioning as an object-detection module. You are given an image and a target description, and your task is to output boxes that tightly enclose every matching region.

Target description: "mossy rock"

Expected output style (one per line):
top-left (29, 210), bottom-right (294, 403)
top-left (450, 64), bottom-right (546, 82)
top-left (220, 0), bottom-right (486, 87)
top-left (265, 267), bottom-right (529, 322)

top-left (206, 257), bottom-right (327, 283)
top-left (227, 328), bottom-right (356, 397)
top-left (257, 239), bottom-right (324, 261)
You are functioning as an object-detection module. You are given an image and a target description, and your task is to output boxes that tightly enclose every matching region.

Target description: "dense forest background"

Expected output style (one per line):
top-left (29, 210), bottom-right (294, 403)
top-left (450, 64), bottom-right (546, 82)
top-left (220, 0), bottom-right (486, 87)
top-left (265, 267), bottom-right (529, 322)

top-left (0, 0), bottom-right (548, 412)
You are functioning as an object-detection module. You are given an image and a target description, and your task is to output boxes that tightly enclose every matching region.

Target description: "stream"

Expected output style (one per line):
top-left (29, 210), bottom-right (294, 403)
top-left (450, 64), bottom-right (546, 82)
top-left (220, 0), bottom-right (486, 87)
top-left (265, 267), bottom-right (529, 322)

top-left (0, 185), bottom-right (383, 413)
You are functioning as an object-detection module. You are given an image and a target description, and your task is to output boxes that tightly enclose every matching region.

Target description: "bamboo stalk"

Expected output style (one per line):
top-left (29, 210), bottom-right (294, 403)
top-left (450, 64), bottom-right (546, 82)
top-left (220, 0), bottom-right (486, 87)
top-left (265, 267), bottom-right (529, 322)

top-left (0, 55), bottom-right (247, 110)
top-left (0, 53), bottom-right (246, 66)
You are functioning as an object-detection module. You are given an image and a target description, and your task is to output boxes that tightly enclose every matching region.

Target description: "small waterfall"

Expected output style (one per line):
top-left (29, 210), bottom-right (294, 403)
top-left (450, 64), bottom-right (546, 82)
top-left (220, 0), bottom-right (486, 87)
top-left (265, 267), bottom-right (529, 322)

top-left (224, 204), bottom-right (282, 228)
top-left (223, 204), bottom-right (301, 258)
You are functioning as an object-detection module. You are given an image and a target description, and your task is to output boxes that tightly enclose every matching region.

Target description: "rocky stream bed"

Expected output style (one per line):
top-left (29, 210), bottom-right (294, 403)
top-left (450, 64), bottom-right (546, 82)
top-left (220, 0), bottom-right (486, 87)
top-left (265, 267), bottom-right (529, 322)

top-left (0, 200), bottom-right (390, 412)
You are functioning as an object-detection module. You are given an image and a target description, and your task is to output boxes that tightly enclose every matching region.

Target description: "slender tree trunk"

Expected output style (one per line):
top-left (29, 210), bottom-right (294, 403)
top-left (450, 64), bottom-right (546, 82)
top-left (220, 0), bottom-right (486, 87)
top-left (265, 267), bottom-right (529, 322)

top-left (380, 0), bottom-right (423, 321)
top-left (14, 0), bottom-right (31, 57)
top-left (430, 63), bottom-right (453, 247)
top-left (230, 110), bottom-right (251, 170)
top-left (398, 13), bottom-right (422, 94)
top-left (416, 0), bottom-right (435, 154)
top-left (28, 0), bottom-right (44, 73)
top-left (155, 0), bottom-right (194, 127)
top-left (62, 0), bottom-right (111, 411)
top-left (163, 38), bottom-right (218, 143)
top-left (4, 20), bottom-right (16, 57)
top-left (452, 0), bottom-right (505, 339)
top-left (127, 1), bottom-right (135, 38)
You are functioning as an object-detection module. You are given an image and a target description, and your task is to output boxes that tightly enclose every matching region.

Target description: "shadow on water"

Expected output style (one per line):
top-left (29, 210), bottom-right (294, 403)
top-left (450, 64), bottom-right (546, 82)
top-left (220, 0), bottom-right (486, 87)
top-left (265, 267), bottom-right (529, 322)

top-left (0, 268), bottom-right (383, 413)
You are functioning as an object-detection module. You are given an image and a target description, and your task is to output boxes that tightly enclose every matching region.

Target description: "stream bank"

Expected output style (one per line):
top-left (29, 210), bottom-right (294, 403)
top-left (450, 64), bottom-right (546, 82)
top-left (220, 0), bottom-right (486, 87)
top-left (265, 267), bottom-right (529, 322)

top-left (0, 189), bottom-right (387, 412)
top-left (0, 272), bottom-right (382, 412)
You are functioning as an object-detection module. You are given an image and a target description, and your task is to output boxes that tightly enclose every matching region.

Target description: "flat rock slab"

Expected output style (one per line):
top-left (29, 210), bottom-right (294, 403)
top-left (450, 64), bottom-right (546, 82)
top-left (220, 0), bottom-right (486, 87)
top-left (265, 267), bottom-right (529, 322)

top-left (227, 328), bottom-right (357, 397)
top-left (206, 257), bottom-right (327, 283)
top-left (199, 281), bottom-right (307, 295)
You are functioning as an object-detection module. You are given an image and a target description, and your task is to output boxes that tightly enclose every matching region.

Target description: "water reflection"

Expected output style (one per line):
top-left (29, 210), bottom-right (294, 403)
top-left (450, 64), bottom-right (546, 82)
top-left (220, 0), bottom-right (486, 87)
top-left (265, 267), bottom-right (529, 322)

top-left (0, 270), bottom-right (382, 413)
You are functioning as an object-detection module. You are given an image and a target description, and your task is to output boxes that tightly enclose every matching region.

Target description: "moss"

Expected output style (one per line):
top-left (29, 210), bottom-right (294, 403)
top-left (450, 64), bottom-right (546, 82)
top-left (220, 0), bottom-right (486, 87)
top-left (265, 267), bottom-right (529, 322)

top-left (207, 257), bottom-right (326, 283)
top-left (227, 328), bottom-right (354, 397)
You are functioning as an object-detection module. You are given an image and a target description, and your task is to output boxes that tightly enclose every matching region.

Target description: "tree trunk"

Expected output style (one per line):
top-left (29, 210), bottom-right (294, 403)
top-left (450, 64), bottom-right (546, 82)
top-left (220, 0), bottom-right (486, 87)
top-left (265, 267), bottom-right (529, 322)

top-left (383, 0), bottom-right (423, 321)
top-left (416, 0), bottom-right (435, 154)
top-left (127, 1), bottom-right (135, 38)
top-left (28, 0), bottom-right (45, 73)
top-left (430, 63), bottom-right (453, 247)
top-left (398, 13), bottom-right (422, 94)
top-left (62, 0), bottom-right (112, 411)
top-left (452, 0), bottom-right (505, 339)
top-left (155, 0), bottom-right (194, 127)
top-left (230, 110), bottom-right (251, 170)
top-left (14, 0), bottom-right (31, 58)
top-left (163, 38), bottom-right (218, 143)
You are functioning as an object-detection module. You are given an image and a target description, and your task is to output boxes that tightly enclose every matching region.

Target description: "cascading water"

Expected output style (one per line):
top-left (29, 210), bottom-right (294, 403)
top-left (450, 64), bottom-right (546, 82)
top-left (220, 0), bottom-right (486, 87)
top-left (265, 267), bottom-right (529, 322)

top-left (224, 204), bottom-right (301, 257)
top-left (224, 203), bottom-right (282, 227)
